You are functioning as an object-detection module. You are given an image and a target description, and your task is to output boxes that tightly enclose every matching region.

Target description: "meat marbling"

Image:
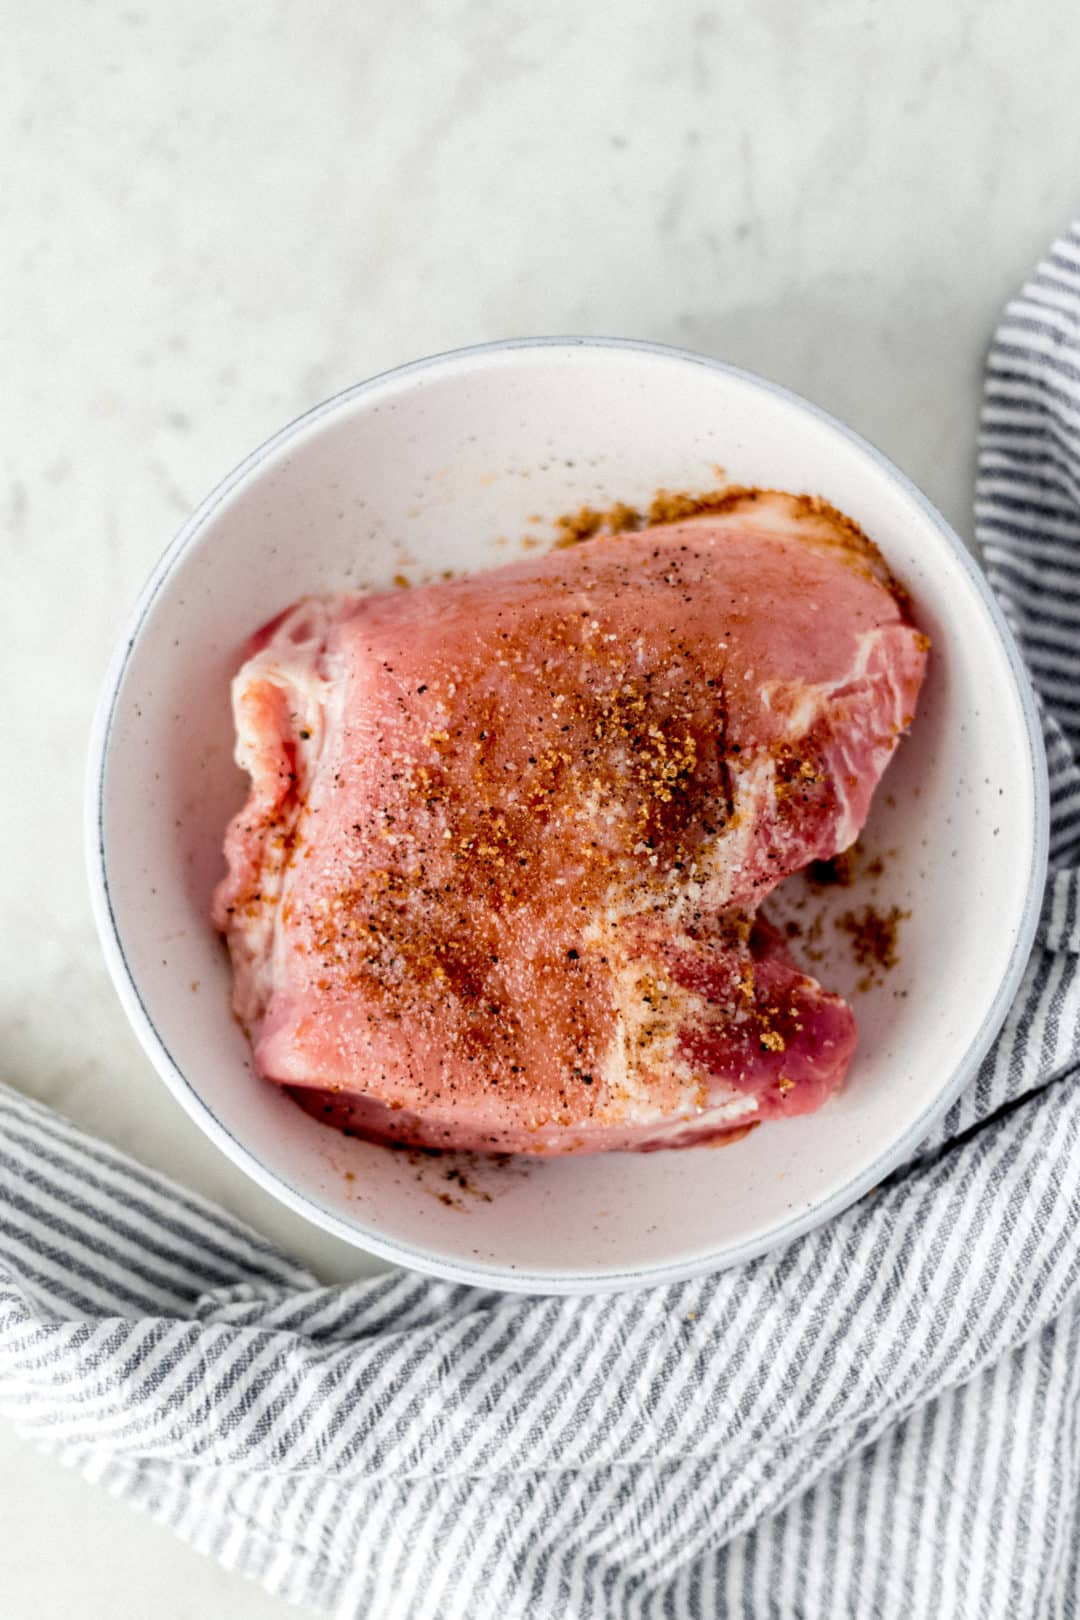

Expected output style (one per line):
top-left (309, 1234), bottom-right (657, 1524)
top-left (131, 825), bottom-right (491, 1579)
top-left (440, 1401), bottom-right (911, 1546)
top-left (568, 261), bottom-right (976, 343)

top-left (213, 492), bottom-right (927, 1154)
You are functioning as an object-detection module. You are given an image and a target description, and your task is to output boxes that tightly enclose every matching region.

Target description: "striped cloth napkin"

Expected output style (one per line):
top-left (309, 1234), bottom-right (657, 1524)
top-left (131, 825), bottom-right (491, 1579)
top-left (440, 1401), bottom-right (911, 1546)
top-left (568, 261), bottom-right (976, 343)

top-left (4, 228), bottom-right (1080, 1620)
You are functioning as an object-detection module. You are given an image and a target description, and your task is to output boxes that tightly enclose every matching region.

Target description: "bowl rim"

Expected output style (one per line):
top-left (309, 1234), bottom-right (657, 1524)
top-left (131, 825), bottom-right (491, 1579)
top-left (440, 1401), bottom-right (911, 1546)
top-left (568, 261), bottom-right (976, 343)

top-left (85, 335), bottom-right (1050, 1295)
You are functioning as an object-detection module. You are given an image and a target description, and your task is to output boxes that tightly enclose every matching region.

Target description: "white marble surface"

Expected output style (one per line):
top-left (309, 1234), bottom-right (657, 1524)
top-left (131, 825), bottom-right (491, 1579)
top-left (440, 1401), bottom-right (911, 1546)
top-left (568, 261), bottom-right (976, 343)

top-left (3, 2), bottom-right (1079, 1615)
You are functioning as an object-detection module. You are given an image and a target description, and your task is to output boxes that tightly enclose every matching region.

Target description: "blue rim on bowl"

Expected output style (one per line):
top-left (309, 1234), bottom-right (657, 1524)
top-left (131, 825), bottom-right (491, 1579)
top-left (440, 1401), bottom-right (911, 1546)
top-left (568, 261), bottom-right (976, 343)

top-left (85, 338), bottom-right (1050, 1293)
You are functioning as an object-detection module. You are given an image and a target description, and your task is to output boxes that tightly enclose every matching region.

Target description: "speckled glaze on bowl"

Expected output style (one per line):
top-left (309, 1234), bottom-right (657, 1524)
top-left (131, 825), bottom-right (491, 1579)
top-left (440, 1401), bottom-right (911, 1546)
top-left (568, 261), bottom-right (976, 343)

top-left (86, 339), bottom-right (1048, 1294)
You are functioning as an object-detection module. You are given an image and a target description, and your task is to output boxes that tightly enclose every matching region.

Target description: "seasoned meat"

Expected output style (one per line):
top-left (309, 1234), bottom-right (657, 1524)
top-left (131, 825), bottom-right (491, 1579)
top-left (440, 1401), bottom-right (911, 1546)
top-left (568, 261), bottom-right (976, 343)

top-left (213, 493), bottom-right (927, 1154)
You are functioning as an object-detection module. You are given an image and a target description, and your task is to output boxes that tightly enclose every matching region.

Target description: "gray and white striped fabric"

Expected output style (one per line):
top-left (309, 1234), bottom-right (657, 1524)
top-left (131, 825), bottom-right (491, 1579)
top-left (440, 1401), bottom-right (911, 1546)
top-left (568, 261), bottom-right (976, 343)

top-left (4, 229), bottom-right (1080, 1620)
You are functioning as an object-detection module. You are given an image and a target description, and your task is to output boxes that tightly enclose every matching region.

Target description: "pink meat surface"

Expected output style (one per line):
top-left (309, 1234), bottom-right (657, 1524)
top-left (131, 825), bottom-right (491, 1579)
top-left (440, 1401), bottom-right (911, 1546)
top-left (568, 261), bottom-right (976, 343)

top-left (213, 491), bottom-right (927, 1154)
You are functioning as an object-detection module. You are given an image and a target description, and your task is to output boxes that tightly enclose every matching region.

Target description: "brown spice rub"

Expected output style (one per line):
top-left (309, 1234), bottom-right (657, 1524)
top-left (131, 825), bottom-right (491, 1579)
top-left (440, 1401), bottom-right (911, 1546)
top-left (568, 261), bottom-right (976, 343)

top-left (307, 607), bottom-right (731, 1109)
top-left (805, 841), bottom-right (890, 892)
top-left (553, 501), bottom-right (642, 546)
top-left (807, 848), bottom-right (858, 888)
top-left (553, 485), bottom-right (913, 614)
top-left (836, 904), bottom-right (909, 990)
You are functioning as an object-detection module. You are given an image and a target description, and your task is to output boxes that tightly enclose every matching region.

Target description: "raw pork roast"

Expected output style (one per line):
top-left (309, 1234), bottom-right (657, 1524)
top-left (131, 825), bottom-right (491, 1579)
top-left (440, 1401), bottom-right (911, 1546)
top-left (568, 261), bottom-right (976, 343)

top-left (214, 492), bottom-right (927, 1153)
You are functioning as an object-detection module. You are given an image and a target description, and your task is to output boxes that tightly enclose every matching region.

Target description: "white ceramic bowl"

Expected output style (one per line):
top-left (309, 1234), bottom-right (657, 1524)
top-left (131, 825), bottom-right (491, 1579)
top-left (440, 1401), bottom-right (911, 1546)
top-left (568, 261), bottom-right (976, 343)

top-left (87, 339), bottom-right (1048, 1294)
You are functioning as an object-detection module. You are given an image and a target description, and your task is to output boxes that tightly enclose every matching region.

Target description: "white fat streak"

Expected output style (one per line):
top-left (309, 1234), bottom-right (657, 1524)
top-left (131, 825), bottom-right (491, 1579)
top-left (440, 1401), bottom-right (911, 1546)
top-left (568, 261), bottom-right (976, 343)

top-left (232, 598), bottom-right (337, 774)
top-left (634, 1092), bottom-right (759, 1146)
top-left (830, 626), bottom-right (912, 846)
top-left (228, 599), bottom-right (339, 1022)
top-left (584, 912), bottom-right (751, 1130)
top-left (757, 625), bottom-right (909, 849)
top-left (636, 754), bottom-right (777, 928)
